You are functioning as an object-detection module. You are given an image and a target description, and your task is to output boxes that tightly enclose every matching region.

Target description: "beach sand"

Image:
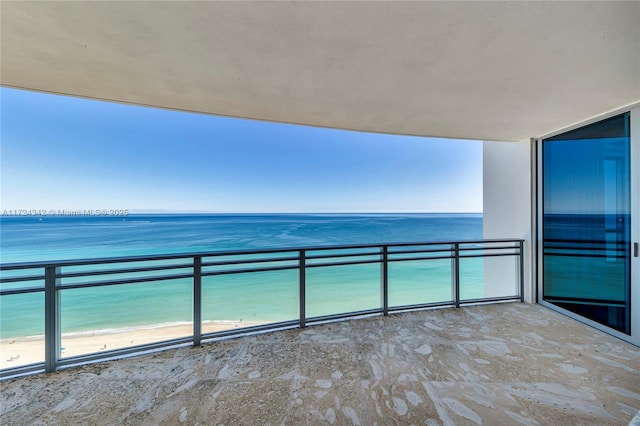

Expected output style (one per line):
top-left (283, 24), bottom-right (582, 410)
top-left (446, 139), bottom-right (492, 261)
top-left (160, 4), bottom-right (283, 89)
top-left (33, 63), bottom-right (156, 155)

top-left (0, 320), bottom-right (261, 370)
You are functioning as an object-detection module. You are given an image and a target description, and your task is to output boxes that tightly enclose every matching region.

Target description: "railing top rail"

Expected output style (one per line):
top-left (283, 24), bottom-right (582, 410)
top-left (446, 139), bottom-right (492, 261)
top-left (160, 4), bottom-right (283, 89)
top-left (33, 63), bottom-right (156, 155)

top-left (0, 238), bottom-right (524, 270)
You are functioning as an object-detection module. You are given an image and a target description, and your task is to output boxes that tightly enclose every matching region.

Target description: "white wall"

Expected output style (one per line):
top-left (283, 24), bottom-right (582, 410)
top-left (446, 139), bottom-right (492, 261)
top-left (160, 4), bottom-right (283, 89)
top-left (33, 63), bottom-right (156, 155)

top-left (483, 140), bottom-right (534, 302)
top-left (631, 107), bottom-right (640, 344)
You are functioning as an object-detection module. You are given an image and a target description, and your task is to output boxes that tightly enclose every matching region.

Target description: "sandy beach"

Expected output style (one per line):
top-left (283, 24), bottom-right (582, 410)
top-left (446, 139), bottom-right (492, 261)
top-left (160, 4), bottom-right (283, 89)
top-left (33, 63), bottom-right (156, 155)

top-left (0, 320), bottom-right (261, 370)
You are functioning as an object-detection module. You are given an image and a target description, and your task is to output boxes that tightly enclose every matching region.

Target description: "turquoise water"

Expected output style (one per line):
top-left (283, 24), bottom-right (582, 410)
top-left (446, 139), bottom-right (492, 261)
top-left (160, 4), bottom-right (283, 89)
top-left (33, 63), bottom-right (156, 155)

top-left (0, 214), bottom-right (483, 338)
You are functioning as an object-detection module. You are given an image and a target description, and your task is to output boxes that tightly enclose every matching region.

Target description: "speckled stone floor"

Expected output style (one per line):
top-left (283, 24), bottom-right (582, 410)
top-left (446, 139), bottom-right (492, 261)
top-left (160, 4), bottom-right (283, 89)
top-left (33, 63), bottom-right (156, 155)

top-left (1, 303), bottom-right (639, 425)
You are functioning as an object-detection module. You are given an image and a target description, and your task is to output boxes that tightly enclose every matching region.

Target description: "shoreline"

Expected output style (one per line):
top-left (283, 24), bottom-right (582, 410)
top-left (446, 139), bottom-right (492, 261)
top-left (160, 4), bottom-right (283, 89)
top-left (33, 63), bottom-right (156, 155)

top-left (0, 320), bottom-right (261, 370)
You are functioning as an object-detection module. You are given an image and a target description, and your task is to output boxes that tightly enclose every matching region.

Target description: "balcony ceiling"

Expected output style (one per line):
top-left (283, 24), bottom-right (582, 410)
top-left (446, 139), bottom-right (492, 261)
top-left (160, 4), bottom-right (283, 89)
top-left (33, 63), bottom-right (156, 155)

top-left (1, 1), bottom-right (639, 141)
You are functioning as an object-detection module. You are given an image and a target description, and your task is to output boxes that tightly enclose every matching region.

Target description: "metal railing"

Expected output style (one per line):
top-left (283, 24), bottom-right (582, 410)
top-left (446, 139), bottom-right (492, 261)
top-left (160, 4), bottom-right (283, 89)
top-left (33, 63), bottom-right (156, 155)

top-left (0, 238), bottom-right (524, 379)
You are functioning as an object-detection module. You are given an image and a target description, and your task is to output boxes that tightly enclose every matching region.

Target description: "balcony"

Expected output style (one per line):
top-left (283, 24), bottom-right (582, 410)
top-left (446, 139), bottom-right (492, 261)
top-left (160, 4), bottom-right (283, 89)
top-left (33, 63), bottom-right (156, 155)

top-left (1, 303), bottom-right (639, 424)
top-left (1, 239), bottom-right (639, 424)
top-left (1, 2), bottom-right (639, 423)
top-left (1, 239), bottom-right (523, 377)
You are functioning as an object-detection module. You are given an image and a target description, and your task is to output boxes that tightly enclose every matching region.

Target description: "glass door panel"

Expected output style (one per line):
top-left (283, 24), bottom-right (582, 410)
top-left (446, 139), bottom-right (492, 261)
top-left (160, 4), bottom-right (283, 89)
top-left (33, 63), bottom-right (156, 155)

top-left (542, 113), bottom-right (631, 334)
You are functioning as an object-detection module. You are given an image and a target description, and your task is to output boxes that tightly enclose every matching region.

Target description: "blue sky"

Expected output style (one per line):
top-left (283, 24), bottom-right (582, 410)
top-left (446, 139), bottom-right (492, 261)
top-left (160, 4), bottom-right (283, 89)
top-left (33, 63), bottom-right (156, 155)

top-left (1, 87), bottom-right (482, 213)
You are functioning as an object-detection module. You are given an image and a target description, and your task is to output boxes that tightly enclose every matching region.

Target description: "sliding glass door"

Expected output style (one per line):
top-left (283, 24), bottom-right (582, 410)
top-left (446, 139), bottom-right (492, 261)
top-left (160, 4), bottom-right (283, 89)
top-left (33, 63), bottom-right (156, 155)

top-left (541, 112), bottom-right (634, 337)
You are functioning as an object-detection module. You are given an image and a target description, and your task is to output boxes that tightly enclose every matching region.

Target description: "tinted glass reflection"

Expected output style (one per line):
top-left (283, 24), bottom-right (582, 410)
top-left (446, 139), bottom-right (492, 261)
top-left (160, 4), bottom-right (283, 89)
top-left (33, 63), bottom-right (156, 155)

top-left (542, 113), bottom-right (630, 334)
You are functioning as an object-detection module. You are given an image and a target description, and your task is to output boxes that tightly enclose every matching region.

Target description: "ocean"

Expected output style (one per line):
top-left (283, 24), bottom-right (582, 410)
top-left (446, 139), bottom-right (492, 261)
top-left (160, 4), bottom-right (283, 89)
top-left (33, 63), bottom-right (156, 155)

top-left (0, 214), bottom-right (483, 339)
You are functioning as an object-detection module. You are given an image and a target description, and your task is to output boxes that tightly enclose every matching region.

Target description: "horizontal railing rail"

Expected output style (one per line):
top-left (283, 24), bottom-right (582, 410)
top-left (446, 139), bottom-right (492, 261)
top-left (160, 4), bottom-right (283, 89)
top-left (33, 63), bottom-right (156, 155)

top-left (0, 238), bottom-right (524, 379)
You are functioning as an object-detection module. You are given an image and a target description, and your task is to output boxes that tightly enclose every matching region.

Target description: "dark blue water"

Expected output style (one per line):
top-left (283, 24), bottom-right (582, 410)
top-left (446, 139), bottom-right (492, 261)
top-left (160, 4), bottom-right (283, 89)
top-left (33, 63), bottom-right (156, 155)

top-left (1, 213), bottom-right (482, 263)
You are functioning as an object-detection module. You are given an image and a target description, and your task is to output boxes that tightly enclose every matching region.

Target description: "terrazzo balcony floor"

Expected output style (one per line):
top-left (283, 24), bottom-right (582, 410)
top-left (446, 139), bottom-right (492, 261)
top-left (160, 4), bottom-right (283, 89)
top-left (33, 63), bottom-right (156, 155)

top-left (2, 303), bottom-right (639, 425)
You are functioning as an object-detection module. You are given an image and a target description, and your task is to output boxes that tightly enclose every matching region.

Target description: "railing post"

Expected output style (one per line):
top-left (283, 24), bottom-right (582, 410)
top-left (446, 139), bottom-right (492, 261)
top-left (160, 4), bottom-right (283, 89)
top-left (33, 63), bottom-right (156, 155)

top-left (380, 246), bottom-right (389, 316)
top-left (44, 266), bottom-right (60, 373)
top-left (519, 240), bottom-right (525, 303)
top-left (299, 250), bottom-right (306, 328)
top-left (193, 256), bottom-right (202, 346)
top-left (453, 244), bottom-right (460, 308)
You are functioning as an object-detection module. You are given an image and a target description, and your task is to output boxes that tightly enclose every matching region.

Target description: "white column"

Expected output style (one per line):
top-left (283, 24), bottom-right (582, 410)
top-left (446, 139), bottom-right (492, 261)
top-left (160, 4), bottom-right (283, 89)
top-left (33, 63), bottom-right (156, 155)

top-left (483, 139), bottom-right (533, 302)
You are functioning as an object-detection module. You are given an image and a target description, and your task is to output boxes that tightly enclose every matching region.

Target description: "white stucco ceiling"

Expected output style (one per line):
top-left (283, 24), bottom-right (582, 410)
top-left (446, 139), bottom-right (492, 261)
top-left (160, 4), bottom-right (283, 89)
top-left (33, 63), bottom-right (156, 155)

top-left (1, 1), bottom-right (639, 141)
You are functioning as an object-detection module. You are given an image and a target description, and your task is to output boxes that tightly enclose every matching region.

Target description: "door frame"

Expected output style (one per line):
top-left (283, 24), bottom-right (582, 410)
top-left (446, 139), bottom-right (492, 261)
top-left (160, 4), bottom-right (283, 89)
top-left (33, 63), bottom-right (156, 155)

top-left (535, 104), bottom-right (640, 346)
top-left (631, 106), bottom-right (639, 345)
